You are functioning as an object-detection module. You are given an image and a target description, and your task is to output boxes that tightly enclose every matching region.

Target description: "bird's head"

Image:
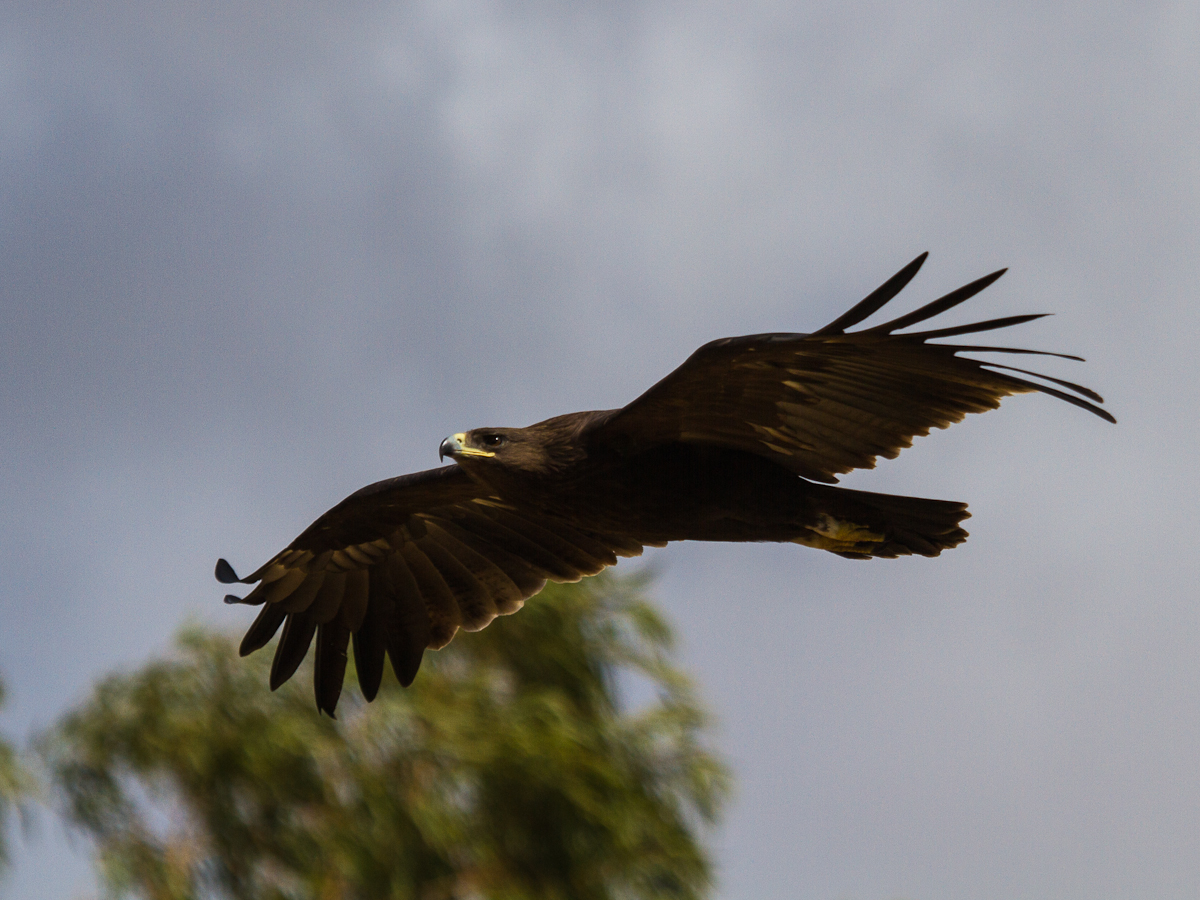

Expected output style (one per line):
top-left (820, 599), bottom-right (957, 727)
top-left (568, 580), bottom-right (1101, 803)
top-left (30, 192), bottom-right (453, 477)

top-left (439, 416), bottom-right (593, 487)
top-left (439, 429), bottom-right (518, 463)
top-left (439, 427), bottom-right (554, 479)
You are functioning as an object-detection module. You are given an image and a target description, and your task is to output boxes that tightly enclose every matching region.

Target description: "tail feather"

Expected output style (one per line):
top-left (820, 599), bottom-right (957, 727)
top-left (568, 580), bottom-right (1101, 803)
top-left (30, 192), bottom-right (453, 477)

top-left (797, 484), bottom-right (970, 559)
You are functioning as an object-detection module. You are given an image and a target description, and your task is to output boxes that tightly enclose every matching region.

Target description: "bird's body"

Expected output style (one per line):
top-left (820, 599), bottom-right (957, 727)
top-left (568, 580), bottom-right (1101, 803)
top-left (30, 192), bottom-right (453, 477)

top-left (219, 254), bottom-right (1113, 714)
top-left (453, 427), bottom-right (965, 553)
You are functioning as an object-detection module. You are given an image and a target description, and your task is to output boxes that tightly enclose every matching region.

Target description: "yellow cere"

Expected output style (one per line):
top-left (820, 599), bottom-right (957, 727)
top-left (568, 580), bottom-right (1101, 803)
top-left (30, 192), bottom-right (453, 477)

top-left (455, 432), bottom-right (496, 458)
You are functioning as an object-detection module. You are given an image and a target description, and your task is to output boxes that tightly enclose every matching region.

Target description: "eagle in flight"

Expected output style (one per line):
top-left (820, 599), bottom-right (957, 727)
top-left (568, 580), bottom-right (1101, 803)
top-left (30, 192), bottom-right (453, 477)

top-left (218, 254), bottom-right (1113, 715)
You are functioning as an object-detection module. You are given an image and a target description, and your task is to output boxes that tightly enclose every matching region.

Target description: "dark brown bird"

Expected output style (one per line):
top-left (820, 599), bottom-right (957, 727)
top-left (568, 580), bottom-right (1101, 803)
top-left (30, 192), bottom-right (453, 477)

top-left (218, 253), bottom-right (1114, 715)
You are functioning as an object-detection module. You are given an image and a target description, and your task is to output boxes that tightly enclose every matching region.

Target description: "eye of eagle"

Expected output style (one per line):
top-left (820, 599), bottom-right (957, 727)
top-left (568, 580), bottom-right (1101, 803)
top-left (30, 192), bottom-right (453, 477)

top-left (479, 433), bottom-right (506, 448)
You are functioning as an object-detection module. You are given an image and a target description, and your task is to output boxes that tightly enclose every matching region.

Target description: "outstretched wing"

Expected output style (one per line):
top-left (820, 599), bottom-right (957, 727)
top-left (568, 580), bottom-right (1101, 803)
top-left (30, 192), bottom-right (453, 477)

top-left (218, 465), bottom-right (648, 715)
top-left (589, 253), bottom-right (1114, 484)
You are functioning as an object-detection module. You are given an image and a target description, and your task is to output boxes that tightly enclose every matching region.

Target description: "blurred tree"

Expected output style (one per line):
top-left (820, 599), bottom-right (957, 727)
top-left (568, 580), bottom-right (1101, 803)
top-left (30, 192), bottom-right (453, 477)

top-left (0, 679), bottom-right (35, 875)
top-left (41, 576), bottom-right (729, 900)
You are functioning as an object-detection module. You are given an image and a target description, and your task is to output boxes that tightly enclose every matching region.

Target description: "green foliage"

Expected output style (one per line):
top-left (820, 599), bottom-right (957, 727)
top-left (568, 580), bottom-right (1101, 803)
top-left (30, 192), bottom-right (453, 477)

top-left (0, 679), bottom-right (36, 874)
top-left (41, 576), bottom-right (730, 900)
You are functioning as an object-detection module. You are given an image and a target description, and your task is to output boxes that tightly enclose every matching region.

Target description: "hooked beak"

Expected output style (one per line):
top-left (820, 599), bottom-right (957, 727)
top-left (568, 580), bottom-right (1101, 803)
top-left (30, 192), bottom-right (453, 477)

top-left (439, 433), bottom-right (495, 461)
top-left (439, 434), bottom-right (461, 461)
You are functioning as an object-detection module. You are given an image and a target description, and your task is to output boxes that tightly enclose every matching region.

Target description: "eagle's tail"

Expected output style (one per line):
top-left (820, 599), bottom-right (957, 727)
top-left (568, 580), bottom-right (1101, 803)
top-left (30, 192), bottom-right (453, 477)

top-left (795, 484), bottom-right (971, 559)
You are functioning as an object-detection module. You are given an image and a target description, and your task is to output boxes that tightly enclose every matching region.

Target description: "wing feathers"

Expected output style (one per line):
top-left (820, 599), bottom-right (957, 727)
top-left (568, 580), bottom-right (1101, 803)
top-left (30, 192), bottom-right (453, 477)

top-left (909, 313), bottom-right (1049, 340)
top-left (415, 535), bottom-right (498, 632)
top-left (335, 569), bottom-right (371, 632)
top-left (306, 571), bottom-right (346, 624)
top-left (275, 570), bottom-right (326, 613)
top-left (270, 612), bottom-right (318, 691)
top-left (423, 521), bottom-right (526, 615)
top-left (446, 507), bottom-right (589, 581)
top-left (353, 570), bottom-right (392, 701)
top-left (977, 361), bottom-right (1106, 404)
top-left (226, 489), bottom-right (640, 712)
top-left (485, 508), bottom-right (616, 578)
top-left (313, 621), bottom-right (351, 717)
top-left (927, 343), bottom-right (1084, 361)
top-left (865, 268), bottom-right (1007, 333)
top-left (215, 558), bottom-right (241, 584)
top-left (399, 543), bottom-right (462, 649)
top-left (814, 251), bottom-right (929, 335)
top-left (382, 556), bottom-right (431, 687)
top-left (239, 602), bottom-right (287, 657)
top-left (978, 368), bottom-right (1116, 422)
top-left (430, 518), bottom-right (547, 601)
top-left (591, 254), bottom-right (1111, 481)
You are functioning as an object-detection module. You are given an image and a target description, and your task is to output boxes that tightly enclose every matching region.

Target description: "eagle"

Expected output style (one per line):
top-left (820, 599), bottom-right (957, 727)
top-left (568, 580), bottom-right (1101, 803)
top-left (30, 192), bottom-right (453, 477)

top-left (217, 253), bottom-right (1113, 715)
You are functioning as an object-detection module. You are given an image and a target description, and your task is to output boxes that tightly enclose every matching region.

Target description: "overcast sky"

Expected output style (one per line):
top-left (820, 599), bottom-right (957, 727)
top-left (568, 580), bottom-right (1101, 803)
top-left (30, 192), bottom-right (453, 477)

top-left (2, 1), bottom-right (1198, 897)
